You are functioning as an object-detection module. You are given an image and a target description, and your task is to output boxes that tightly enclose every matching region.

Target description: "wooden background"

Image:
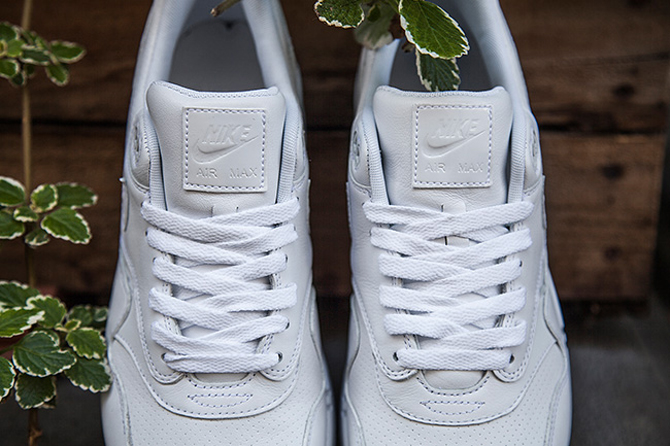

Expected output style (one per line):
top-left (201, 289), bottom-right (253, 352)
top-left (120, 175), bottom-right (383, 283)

top-left (0, 0), bottom-right (668, 304)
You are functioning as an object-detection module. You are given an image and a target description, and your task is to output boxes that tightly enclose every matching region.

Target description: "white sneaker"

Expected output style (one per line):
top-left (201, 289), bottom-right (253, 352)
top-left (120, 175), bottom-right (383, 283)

top-left (102, 1), bottom-right (333, 445)
top-left (342, 1), bottom-right (572, 445)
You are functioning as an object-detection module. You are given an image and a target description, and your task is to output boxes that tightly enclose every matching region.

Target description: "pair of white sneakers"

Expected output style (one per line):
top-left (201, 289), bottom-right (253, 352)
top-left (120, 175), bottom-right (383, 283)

top-left (102, 1), bottom-right (572, 445)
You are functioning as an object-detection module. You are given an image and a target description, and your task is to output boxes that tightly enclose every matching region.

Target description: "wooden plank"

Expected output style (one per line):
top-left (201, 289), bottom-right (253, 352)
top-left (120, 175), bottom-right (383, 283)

top-left (501, 0), bottom-right (670, 133)
top-left (309, 131), bottom-right (353, 299)
top-left (0, 130), bottom-right (664, 302)
top-left (0, 126), bottom-right (123, 299)
top-left (543, 132), bottom-right (665, 301)
top-left (2, 0), bottom-right (665, 133)
top-left (0, 1), bottom-right (150, 124)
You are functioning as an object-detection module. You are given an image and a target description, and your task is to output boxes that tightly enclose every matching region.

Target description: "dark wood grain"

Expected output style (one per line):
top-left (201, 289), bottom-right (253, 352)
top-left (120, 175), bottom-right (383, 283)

top-left (0, 0), bottom-right (667, 302)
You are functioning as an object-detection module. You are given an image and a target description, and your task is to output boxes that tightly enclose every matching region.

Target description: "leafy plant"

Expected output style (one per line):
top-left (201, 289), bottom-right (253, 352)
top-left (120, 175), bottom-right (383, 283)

top-left (1, 3), bottom-right (109, 445)
top-left (0, 21), bottom-right (85, 87)
top-left (313, 0), bottom-right (469, 91)
top-left (0, 179), bottom-right (96, 246)
top-left (0, 282), bottom-right (110, 409)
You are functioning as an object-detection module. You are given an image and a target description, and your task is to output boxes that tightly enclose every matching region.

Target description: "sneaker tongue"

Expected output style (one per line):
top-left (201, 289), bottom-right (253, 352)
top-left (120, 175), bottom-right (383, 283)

top-left (374, 86), bottom-right (513, 389)
top-left (147, 81), bottom-right (286, 216)
top-left (373, 86), bottom-right (513, 213)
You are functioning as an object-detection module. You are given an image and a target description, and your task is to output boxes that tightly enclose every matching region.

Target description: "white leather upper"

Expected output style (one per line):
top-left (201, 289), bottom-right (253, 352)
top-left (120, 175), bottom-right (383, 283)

top-left (343, 0), bottom-right (572, 445)
top-left (102, 1), bottom-right (333, 444)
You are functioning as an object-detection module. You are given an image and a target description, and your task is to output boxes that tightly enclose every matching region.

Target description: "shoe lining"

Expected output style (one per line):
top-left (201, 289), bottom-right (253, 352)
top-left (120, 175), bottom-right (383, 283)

top-left (169, 0), bottom-right (265, 92)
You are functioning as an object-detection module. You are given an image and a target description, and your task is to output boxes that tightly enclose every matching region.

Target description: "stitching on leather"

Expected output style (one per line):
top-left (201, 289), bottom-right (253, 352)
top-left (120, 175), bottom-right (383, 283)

top-left (186, 393), bottom-right (252, 408)
top-left (116, 333), bottom-right (299, 417)
top-left (157, 81), bottom-right (275, 99)
top-left (497, 195), bottom-right (545, 381)
top-left (373, 340), bottom-right (556, 425)
top-left (183, 108), bottom-right (267, 192)
top-left (412, 104), bottom-right (493, 187)
top-left (261, 275), bottom-right (311, 379)
top-left (126, 239), bottom-right (179, 383)
top-left (419, 400), bottom-right (485, 416)
top-left (353, 281), bottom-right (415, 380)
top-left (416, 373), bottom-right (490, 397)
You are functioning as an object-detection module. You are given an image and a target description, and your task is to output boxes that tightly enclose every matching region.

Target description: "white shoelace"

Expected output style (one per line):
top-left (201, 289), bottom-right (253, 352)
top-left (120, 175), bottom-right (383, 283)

top-left (141, 198), bottom-right (300, 374)
top-left (364, 200), bottom-right (534, 371)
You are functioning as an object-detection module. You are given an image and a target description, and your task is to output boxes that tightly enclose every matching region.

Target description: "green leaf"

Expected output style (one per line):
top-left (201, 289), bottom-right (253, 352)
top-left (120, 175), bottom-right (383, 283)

top-left (0, 58), bottom-right (20, 79)
top-left (0, 282), bottom-right (40, 309)
top-left (0, 22), bottom-right (20, 41)
top-left (13, 206), bottom-right (39, 222)
top-left (416, 51), bottom-right (460, 91)
top-left (67, 305), bottom-right (93, 327)
top-left (48, 41), bottom-right (85, 63)
top-left (62, 319), bottom-right (81, 332)
top-left (14, 374), bottom-right (56, 409)
top-left (31, 184), bottom-right (58, 213)
top-left (355, 3), bottom-right (397, 49)
top-left (0, 356), bottom-right (16, 400)
top-left (46, 62), bottom-right (69, 86)
top-left (24, 63), bottom-right (35, 78)
top-left (20, 46), bottom-right (51, 66)
top-left (41, 208), bottom-right (91, 244)
top-left (399, 0), bottom-right (468, 59)
top-left (0, 211), bottom-right (24, 239)
top-left (0, 176), bottom-right (26, 206)
top-left (0, 308), bottom-right (43, 338)
top-left (13, 331), bottom-right (76, 377)
top-left (9, 69), bottom-right (25, 87)
top-left (6, 39), bottom-right (24, 58)
top-left (27, 296), bottom-right (66, 329)
top-left (25, 227), bottom-right (50, 248)
top-left (55, 183), bottom-right (97, 209)
top-left (315, 0), bottom-right (365, 28)
top-left (64, 357), bottom-right (110, 392)
top-left (66, 328), bottom-right (106, 360)
top-left (92, 307), bottom-right (108, 327)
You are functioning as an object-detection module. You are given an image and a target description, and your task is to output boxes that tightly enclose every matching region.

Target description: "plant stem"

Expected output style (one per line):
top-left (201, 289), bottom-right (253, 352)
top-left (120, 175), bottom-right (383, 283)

top-left (21, 86), bottom-right (32, 193)
top-left (28, 408), bottom-right (42, 446)
top-left (21, 0), bottom-right (33, 29)
top-left (22, 2), bottom-right (40, 445)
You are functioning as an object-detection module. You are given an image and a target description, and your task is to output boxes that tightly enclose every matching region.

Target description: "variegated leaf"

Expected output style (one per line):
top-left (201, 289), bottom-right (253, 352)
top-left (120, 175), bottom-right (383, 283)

top-left (64, 357), bottom-right (111, 393)
top-left (41, 208), bottom-right (91, 244)
top-left (0, 281), bottom-right (40, 309)
top-left (13, 331), bottom-right (76, 377)
top-left (0, 308), bottom-right (43, 338)
top-left (14, 374), bottom-right (56, 409)
top-left (30, 184), bottom-right (58, 213)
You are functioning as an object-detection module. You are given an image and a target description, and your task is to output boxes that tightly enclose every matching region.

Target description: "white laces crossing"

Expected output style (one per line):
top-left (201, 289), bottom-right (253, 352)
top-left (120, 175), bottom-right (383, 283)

top-left (364, 200), bottom-right (534, 371)
top-left (141, 198), bottom-right (300, 374)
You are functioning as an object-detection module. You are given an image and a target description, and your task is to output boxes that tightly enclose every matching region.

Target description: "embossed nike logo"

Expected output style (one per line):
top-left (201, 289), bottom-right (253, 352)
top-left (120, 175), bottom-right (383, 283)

top-left (193, 123), bottom-right (259, 163)
top-left (424, 118), bottom-right (486, 157)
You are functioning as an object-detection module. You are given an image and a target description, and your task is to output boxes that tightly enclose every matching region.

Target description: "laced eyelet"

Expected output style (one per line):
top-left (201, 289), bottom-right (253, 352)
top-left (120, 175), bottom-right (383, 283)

top-left (509, 354), bottom-right (515, 365)
top-left (285, 321), bottom-right (291, 330)
top-left (392, 351), bottom-right (399, 362)
top-left (160, 352), bottom-right (167, 363)
top-left (276, 352), bottom-right (284, 363)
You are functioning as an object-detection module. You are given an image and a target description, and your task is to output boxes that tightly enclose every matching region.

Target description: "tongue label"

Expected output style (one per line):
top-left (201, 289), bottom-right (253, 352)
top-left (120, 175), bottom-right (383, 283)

top-left (183, 107), bottom-right (266, 192)
top-left (413, 104), bottom-right (492, 188)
